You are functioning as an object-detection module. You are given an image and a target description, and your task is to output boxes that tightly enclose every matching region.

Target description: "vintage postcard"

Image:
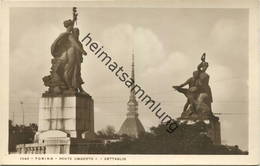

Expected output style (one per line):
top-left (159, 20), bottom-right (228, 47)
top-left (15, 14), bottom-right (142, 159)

top-left (0, 0), bottom-right (259, 165)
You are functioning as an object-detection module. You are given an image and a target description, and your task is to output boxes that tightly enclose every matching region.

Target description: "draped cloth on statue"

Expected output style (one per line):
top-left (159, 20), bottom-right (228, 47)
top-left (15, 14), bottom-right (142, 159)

top-left (43, 30), bottom-right (85, 96)
top-left (51, 32), bottom-right (71, 58)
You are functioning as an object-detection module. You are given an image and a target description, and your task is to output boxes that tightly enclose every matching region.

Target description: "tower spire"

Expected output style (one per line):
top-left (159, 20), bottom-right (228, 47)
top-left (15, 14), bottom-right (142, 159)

top-left (118, 50), bottom-right (145, 137)
top-left (129, 50), bottom-right (137, 102)
top-left (131, 49), bottom-right (135, 83)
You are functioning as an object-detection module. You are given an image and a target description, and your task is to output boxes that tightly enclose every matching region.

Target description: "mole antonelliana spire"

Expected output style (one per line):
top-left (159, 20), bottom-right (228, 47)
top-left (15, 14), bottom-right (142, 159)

top-left (118, 51), bottom-right (145, 138)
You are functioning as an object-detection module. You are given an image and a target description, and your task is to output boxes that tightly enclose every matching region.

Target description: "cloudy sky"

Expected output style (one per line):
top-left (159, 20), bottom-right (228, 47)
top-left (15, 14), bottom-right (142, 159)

top-left (9, 7), bottom-right (248, 150)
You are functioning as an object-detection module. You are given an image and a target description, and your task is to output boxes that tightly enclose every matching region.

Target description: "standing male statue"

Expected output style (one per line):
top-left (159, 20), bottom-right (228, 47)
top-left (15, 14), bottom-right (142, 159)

top-left (43, 7), bottom-right (88, 96)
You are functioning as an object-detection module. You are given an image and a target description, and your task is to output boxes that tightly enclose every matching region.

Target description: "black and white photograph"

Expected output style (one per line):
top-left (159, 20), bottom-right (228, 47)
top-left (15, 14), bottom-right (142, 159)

top-left (0, 0), bottom-right (259, 165)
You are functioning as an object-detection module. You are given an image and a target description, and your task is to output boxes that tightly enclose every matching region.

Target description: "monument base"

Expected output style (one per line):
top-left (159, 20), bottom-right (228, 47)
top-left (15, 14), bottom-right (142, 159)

top-left (17, 130), bottom-right (70, 154)
top-left (38, 94), bottom-right (94, 138)
top-left (16, 130), bottom-right (103, 154)
top-left (16, 93), bottom-right (96, 154)
top-left (178, 116), bottom-right (221, 145)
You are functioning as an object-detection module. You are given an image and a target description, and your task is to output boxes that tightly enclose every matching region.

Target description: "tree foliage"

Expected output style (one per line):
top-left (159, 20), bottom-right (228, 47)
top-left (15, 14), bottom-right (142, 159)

top-left (96, 125), bottom-right (117, 139)
top-left (9, 120), bottom-right (38, 153)
top-left (9, 120), bottom-right (247, 154)
top-left (101, 122), bottom-right (247, 154)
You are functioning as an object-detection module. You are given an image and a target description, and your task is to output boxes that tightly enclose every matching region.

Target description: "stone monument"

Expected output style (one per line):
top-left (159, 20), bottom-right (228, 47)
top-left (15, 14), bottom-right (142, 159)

top-left (16, 7), bottom-right (95, 154)
top-left (173, 53), bottom-right (221, 145)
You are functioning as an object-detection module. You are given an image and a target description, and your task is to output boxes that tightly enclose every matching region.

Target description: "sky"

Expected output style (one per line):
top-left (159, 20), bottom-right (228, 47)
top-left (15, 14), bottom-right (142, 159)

top-left (9, 7), bottom-right (248, 150)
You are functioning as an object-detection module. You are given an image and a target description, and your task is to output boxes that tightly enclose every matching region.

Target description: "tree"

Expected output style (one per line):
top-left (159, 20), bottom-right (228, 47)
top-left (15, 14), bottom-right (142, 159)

top-left (96, 125), bottom-right (117, 139)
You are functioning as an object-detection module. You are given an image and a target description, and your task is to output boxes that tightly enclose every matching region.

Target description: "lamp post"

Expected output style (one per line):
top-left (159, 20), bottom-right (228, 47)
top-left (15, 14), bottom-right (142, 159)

top-left (20, 101), bottom-right (24, 126)
top-left (20, 101), bottom-right (25, 145)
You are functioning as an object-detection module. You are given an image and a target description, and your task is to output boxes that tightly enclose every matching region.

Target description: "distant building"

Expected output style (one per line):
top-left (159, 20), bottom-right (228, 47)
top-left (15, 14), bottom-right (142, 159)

top-left (118, 52), bottom-right (145, 138)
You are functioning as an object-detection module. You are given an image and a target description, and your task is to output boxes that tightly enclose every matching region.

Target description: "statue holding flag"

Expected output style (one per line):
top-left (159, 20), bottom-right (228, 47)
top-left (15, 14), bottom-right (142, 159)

top-left (43, 7), bottom-right (88, 96)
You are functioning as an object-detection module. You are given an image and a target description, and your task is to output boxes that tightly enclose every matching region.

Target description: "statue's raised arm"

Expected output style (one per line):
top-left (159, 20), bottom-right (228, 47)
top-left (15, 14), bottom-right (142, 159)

top-left (72, 7), bottom-right (78, 26)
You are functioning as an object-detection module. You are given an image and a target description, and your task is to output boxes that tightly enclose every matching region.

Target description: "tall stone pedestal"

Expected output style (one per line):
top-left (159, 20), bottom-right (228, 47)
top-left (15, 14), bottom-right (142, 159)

top-left (17, 94), bottom-right (96, 154)
top-left (17, 93), bottom-right (96, 154)
top-left (178, 116), bottom-right (221, 145)
top-left (38, 94), bottom-right (94, 138)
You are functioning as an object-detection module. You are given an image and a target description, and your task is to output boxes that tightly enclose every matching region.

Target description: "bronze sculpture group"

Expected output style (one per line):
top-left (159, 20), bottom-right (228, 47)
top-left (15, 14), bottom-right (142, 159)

top-left (173, 53), bottom-right (214, 119)
top-left (43, 7), bottom-right (88, 96)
